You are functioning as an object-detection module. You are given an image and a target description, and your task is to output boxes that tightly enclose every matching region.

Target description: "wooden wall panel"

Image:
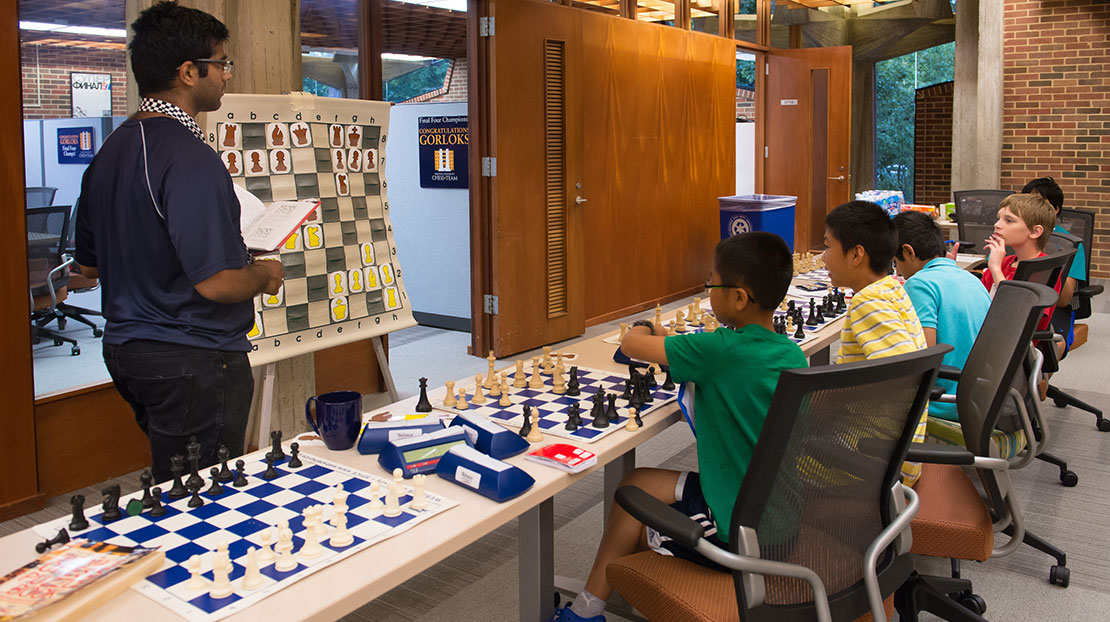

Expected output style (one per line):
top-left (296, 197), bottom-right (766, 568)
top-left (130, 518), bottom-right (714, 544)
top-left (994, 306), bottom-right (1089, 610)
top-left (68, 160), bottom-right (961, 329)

top-left (579, 17), bottom-right (735, 323)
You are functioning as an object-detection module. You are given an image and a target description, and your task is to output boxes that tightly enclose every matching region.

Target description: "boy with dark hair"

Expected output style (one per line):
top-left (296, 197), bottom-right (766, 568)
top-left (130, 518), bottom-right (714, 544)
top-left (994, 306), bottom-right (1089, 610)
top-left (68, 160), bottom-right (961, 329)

top-left (549, 232), bottom-right (807, 622)
top-left (823, 201), bottom-right (928, 484)
top-left (1022, 177), bottom-right (1085, 353)
top-left (892, 211), bottom-right (992, 423)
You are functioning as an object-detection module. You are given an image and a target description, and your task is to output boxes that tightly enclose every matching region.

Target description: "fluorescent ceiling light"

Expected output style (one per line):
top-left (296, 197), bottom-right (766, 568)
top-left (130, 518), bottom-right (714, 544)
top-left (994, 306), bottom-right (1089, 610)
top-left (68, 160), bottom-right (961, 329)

top-left (20, 21), bottom-right (126, 37)
top-left (393, 0), bottom-right (467, 11)
top-left (382, 52), bottom-right (438, 62)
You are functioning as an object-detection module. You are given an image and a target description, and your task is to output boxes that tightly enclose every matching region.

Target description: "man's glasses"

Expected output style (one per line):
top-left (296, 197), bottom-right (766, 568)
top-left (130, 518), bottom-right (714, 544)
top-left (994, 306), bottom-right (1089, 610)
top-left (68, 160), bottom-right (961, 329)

top-left (192, 59), bottom-right (234, 74)
top-left (704, 283), bottom-right (737, 290)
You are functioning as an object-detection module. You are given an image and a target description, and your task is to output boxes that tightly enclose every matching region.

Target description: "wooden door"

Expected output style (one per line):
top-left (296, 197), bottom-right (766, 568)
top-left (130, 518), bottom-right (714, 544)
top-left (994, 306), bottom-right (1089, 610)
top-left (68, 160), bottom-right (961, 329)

top-left (471, 0), bottom-right (584, 357)
top-left (764, 46), bottom-right (851, 252)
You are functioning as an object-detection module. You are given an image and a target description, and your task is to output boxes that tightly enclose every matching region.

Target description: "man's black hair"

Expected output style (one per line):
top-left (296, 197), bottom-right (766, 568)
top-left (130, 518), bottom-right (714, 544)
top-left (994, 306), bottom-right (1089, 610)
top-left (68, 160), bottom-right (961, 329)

top-left (1021, 176), bottom-right (1063, 212)
top-left (714, 231), bottom-right (793, 310)
top-left (129, 1), bottom-right (229, 96)
top-left (893, 211), bottom-right (945, 262)
top-left (825, 201), bottom-right (896, 275)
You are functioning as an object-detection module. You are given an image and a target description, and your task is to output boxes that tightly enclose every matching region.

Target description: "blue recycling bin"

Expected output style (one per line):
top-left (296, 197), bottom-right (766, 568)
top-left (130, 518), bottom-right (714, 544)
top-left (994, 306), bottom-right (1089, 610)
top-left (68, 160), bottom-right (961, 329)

top-left (718, 194), bottom-right (796, 249)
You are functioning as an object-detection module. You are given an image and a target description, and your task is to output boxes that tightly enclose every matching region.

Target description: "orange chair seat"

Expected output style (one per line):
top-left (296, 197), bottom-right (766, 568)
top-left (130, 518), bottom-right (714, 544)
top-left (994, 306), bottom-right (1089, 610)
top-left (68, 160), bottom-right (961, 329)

top-left (910, 463), bottom-right (993, 561)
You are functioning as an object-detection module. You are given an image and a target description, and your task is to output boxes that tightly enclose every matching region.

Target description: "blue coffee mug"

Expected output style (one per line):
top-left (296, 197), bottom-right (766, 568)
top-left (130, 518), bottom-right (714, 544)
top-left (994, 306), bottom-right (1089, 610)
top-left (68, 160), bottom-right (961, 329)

top-left (305, 390), bottom-right (362, 451)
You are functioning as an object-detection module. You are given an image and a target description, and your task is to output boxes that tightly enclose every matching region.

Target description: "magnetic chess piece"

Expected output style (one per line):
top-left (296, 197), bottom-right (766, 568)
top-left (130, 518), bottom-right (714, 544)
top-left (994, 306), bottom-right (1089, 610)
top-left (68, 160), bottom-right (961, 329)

top-left (216, 446), bottom-right (233, 482)
top-left (226, 152), bottom-right (239, 174)
top-left (274, 520), bottom-right (297, 572)
top-left (139, 470), bottom-right (154, 509)
top-left (210, 543), bottom-right (233, 599)
top-left (619, 322), bottom-right (628, 340)
top-left (674, 310), bottom-right (686, 332)
top-left (257, 528), bottom-right (275, 564)
top-left (271, 124), bottom-right (285, 146)
top-left (518, 405), bottom-right (533, 438)
top-left (269, 430), bottom-right (286, 462)
top-left (149, 487), bottom-right (166, 517)
top-left (444, 381), bottom-right (457, 407)
top-left (566, 366), bottom-right (581, 397)
top-left (185, 555), bottom-right (206, 591)
top-left (233, 459), bottom-right (249, 487)
top-left (662, 367), bottom-right (676, 391)
top-left (206, 467), bottom-right (225, 496)
top-left (552, 370), bottom-right (566, 394)
top-left (410, 474), bottom-right (428, 511)
top-left (625, 409), bottom-right (640, 432)
top-left (338, 175), bottom-right (348, 194)
top-left (287, 442), bottom-right (303, 468)
top-left (262, 453), bottom-right (278, 480)
top-left (187, 481), bottom-right (205, 508)
top-left (485, 351), bottom-right (497, 389)
top-left (68, 494), bottom-right (89, 531)
top-left (168, 454), bottom-right (188, 499)
top-left (472, 375), bottom-right (487, 404)
top-left (101, 484), bottom-right (122, 522)
top-left (606, 394), bottom-right (620, 423)
top-left (526, 408), bottom-right (544, 443)
top-left (416, 377), bottom-right (434, 412)
top-left (274, 151), bottom-right (288, 172)
top-left (529, 358), bottom-right (543, 388)
top-left (383, 480), bottom-right (402, 518)
top-left (794, 318), bottom-right (806, 340)
top-left (368, 481), bottom-right (383, 510)
top-left (242, 548), bottom-right (264, 590)
top-left (223, 124), bottom-right (237, 147)
top-left (456, 387), bottom-right (469, 410)
top-left (513, 360), bottom-right (527, 388)
top-left (298, 507), bottom-right (324, 558)
top-left (499, 380), bottom-right (513, 407)
top-left (35, 528), bottom-right (70, 554)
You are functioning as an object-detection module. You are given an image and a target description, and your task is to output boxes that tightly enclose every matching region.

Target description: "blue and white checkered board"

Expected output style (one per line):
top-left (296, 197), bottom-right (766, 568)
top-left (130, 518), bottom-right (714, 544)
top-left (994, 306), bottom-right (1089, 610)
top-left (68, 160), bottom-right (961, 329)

top-left (34, 451), bottom-right (455, 622)
top-left (444, 364), bottom-right (678, 443)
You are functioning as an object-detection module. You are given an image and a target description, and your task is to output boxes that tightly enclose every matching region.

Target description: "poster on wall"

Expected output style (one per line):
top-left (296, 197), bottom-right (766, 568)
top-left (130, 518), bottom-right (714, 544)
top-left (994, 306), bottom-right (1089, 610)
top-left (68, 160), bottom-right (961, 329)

top-left (70, 72), bottom-right (111, 117)
top-left (417, 115), bottom-right (468, 189)
top-left (57, 127), bottom-right (96, 164)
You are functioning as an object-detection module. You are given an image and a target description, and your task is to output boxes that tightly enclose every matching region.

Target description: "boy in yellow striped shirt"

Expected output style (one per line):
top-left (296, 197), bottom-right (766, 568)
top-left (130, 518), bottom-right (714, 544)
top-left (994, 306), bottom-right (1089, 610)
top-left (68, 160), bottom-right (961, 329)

top-left (823, 201), bottom-right (929, 485)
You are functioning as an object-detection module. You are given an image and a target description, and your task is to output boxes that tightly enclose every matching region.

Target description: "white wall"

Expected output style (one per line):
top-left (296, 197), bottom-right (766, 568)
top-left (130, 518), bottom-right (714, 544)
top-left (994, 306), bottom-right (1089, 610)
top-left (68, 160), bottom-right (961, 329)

top-left (736, 121), bottom-right (755, 196)
top-left (385, 101), bottom-right (471, 323)
top-left (24, 117), bottom-right (125, 207)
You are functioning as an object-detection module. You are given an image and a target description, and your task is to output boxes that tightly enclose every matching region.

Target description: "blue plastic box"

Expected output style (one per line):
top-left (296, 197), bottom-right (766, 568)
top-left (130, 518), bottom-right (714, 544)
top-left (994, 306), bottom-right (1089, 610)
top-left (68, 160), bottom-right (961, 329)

top-left (718, 194), bottom-right (797, 250)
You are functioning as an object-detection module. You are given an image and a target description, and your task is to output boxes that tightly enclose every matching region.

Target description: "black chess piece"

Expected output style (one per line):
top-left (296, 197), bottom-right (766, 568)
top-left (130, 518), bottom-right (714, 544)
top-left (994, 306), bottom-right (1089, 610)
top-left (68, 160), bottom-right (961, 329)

top-left (566, 366), bottom-right (581, 396)
top-left (415, 377), bottom-right (434, 412)
top-left (168, 454), bottom-right (189, 499)
top-left (806, 300), bottom-right (819, 326)
top-left (606, 394), bottom-right (619, 423)
top-left (35, 528), bottom-right (70, 554)
top-left (185, 436), bottom-right (203, 490)
top-left (787, 299), bottom-right (796, 314)
top-left (633, 408), bottom-right (644, 427)
top-left (824, 294), bottom-right (835, 315)
top-left (590, 391), bottom-right (608, 428)
top-left (68, 494), bottom-right (89, 531)
top-left (288, 442), bottom-right (303, 468)
top-left (836, 289), bottom-right (847, 314)
top-left (794, 317), bottom-right (806, 339)
top-left (647, 368), bottom-right (658, 390)
top-left (216, 446), bottom-right (234, 482)
top-left (187, 482), bottom-right (205, 508)
top-left (101, 484), bottom-right (122, 522)
top-left (564, 403), bottom-right (579, 432)
top-left (620, 378), bottom-right (633, 400)
top-left (640, 374), bottom-right (654, 403)
top-left (269, 430), bottom-right (286, 462)
top-left (519, 405), bottom-right (533, 438)
top-left (815, 303), bottom-right (825, 323)
top-left (233, 459), bottom-right (249, 487)
top-left (148, 487), bottom-right (166, 517)
top-left (139, 470), bottom-right (154, 509)
top-left (206, 467), bottom-right (225, 496)
top-left (262, 453), bottom-right (279, 480)
top-left (662, 367), bottom-right (675, 391)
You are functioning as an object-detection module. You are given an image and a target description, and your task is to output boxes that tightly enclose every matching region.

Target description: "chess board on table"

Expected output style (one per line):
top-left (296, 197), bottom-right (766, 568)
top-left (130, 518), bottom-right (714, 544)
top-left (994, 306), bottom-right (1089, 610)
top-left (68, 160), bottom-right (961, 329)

top-left (34, 451), bottom-right (455, 622)
top-left (441, 364), bottom-right (679, 443)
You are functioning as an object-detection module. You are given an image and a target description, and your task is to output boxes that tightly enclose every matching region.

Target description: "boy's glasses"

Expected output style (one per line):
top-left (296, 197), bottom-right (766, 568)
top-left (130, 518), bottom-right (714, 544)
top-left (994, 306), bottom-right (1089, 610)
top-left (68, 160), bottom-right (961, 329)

top-left (192, 59), bottom-right (234, 74)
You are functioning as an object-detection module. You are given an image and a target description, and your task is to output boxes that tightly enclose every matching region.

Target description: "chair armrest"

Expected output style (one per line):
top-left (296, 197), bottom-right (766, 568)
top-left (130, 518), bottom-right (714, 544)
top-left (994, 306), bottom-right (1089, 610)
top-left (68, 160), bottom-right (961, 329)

top-left (1077, 284), bottom-right (1103, 298)
top-left (906, 442), bottom-right (974, 465)
top-left (929, 385), bottom-right (946, 401)
top-left (936, 365), bottom-right (961, 382)
top-left (955, 240), bottom-right (976, 252)
top-left (614, 486), bottom-right (703, 548)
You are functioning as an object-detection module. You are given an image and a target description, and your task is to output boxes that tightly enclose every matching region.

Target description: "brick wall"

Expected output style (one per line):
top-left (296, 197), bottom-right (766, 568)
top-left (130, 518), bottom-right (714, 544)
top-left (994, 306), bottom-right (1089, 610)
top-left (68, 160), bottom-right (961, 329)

top-left (736, 87), bottom-right (755, 122)
top-left (1001, 0), bottom-right (1110, 277)
top-left (406, 58), bottom-right (468, 104)
top-left (913, 81), bottom-right (954, 207)
top-left (22, 43), bottom-right (128, 120)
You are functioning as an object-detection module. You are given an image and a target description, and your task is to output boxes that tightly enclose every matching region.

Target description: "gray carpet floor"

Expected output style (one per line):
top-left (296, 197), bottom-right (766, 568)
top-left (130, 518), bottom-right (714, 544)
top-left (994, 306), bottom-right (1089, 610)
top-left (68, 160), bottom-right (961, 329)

top-left (12, 295), bottom-right (1110, 621)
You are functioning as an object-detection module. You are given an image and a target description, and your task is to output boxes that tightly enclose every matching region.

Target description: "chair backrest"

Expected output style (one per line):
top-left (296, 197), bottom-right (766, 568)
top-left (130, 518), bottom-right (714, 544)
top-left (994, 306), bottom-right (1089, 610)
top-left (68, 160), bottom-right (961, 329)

top-left (1056, 208), bottom-right (1097, 318)
top-left (26, 205), bottom-right (71, 297)
top-left (730, 346), bottom-right (949, 622)
top-left (25, 186), bottom-right (57, 208)
top-left (1045, 232), bottom-right (1081, 277)
top-left (1011, 248), bottom-right (1074, 292)
top-left (954, 280), bottom-right (1058, 511)
top-left (953, 189), bottom-right (1013, 255)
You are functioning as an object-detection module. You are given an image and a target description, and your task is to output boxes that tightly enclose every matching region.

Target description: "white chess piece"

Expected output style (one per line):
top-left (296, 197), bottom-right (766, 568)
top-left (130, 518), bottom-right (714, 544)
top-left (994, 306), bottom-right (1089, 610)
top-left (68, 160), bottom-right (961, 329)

top-left (410, 474), bottom-right (428, 511)
top-left (274, 520), bottom-right (297, 572)
top-left (472, 376), bottom-right (487, 405)
top-left (625, 408), bottom-right (640, 432)
top-left (241, 548), bottom-right (264, 590)
top-left (529, 358), bottom-right (543, 388)
top-left (313, 504), bottom-right (328, 538)
top-left (499, 379), bottom-right (512, 407)
top-left (383, 480), bottom-right (402, 518)
top-left (526, 409), bottom-right (544, 443)
top-left (368, 481), bottom-right (383, 510)
top-left (329, 487), bottom-right (354, 547)
top-left (299, 507), bottom-right (324, 558)
top-left (443, 381), bottom-right (457, 407)
top-left (513, 360), bottom-right (527, 388)
top-left (209, 546), bottom-right (233, 599)
top-left (456, 387), bottom-right (469, 410)
top-left (184, 554), bottom-right (206, 591)
top-left (485, 352), bottom-right (496, 389)
top-left (256, 527), bottom-right (275, 564)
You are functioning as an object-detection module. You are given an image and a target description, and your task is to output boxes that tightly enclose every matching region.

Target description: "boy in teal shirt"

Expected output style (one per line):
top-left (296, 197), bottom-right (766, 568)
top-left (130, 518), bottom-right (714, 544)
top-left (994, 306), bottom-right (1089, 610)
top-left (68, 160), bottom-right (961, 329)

top-left (549, 232), bottom-right (808, 622)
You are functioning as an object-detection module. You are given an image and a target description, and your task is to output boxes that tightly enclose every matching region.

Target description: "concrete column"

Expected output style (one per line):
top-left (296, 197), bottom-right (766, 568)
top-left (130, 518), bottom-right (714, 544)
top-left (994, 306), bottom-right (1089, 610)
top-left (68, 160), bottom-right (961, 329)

top-left (850, 60), bottom-right (875, 196)
top-left (951, 0), bottom-right (1004, 192)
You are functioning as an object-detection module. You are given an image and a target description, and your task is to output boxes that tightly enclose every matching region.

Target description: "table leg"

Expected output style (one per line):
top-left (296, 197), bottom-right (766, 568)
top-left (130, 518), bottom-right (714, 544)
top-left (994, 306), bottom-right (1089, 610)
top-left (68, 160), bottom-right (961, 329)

top-left (603, 449), bottom-right (636, 525)
top-left (519, 498), bottom-right (554, 622)
top-left (809, 345), bottom-right (830, 367)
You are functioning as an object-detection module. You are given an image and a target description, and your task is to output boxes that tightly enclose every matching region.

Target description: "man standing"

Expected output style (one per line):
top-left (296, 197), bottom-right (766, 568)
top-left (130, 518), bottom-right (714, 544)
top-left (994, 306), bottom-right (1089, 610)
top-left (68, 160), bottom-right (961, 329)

top-left (75, 1), bottom-right (283, 482)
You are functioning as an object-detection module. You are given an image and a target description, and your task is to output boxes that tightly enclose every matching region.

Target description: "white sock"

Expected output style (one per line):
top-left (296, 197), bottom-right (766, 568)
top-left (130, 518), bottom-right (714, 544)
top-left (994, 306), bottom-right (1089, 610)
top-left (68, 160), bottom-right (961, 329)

top-left (570, 589), bottom-right (605, 618)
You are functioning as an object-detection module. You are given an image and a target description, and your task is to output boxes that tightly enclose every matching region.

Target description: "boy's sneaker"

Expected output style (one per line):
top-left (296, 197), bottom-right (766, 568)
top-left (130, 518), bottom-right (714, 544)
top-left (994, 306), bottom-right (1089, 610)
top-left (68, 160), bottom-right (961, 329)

top-left (546, 604), bottom-right (605, 622)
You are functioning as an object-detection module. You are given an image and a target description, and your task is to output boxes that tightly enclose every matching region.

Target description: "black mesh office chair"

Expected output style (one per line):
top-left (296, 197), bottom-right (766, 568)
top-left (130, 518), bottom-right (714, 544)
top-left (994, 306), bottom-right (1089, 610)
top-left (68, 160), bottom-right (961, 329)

top-left (898, 281), bottom-right (1063, 622)
top-left (27, 206), bottom-right (80, 356)
top-left (606, 346), bottom-right (950, 622)
top-left (52, 200), bottom-right (103, 337)
top-left (25, 186), bottom-right (57, 208)
top-left (952, 190), bottom-right (1013, 255)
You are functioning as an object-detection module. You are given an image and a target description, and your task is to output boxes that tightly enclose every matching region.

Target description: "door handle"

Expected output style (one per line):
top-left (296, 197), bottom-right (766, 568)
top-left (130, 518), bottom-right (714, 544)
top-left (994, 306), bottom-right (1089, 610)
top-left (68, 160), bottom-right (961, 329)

top-left (575, 196), bottom-right (587, 205)
top-left (827, 175), bottom-right (845, 181)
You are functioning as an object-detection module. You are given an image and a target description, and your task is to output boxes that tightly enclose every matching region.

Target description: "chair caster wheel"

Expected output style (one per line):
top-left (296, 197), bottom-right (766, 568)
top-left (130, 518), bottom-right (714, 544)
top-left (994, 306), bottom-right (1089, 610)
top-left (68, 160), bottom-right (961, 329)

top-left (1060, 470), bottom-right (1078, 487)
top-left (1050, 565), bottom-right (1070, 587)
top-left (71, 346), bottom-right (80, 356)
top-left (1053, 398), bottom-right (1067, 408)
top-left (93, 328), bottom-right (103, 338)
top-left (53, 339), bottom-right (63, 346)
top-left (958, 594), bottom-right (986, 615)
top-left (1097, 419), bottom-right (1110, 432)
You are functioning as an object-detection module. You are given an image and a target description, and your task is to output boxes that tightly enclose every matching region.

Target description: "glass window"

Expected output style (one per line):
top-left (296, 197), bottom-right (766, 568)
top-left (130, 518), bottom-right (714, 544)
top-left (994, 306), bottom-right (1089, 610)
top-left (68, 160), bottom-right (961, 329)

top-left (734, 0), bottom-right (759, 45)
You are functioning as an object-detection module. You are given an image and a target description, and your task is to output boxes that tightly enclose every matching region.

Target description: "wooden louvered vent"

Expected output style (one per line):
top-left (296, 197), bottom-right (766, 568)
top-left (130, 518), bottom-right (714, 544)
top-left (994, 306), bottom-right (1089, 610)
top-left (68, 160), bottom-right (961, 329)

top-left (544, 40), bottom-right (568, 318)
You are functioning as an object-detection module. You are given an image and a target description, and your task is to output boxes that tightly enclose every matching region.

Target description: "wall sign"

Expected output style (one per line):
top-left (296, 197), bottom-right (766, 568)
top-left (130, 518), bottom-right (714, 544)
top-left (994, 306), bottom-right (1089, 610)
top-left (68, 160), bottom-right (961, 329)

top-left (57, 127), bottom-right (96, 164)
top-left (417, 115), bottom-right (468, 189)
top-left (70, 72), bottom-right (112, 117)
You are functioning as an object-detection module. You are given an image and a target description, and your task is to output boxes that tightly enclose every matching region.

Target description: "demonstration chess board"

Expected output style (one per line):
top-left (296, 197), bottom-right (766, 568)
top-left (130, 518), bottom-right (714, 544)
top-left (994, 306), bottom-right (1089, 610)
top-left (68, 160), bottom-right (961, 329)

top-left (443, 364), bottom-right (679, 443)
top-left (34, 451), bottom-right (455, 622)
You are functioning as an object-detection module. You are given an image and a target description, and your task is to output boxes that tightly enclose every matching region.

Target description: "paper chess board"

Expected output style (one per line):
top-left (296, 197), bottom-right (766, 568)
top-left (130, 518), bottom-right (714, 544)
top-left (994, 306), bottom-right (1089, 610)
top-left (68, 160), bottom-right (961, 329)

top-left (442, 364), bottom-right (679, 443)
top-left (35, 451), bottom-right (454, 622)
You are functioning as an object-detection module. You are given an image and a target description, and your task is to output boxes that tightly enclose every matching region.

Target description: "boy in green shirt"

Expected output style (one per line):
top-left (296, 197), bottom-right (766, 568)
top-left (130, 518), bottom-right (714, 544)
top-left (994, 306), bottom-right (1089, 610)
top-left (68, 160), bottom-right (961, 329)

top-left (549, 232), bottom-right (808, 622)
